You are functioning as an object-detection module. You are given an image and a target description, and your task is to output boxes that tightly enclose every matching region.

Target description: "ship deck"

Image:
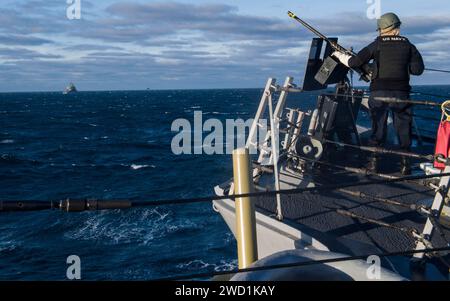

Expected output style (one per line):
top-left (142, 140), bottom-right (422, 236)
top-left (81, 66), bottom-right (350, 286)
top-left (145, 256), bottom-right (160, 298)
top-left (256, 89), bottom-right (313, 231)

top-left (253, 146), bottom-right (450, 258)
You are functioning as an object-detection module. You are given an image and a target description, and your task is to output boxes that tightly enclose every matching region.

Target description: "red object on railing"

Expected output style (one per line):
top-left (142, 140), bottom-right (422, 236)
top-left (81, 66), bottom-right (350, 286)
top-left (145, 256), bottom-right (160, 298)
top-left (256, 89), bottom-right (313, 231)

top-left (434, 120), bottom-right (450, 169)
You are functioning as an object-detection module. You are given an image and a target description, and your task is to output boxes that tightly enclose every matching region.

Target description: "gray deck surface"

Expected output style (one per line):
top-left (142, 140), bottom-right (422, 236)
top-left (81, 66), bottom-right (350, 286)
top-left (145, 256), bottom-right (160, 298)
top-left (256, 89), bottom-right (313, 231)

top-left (254, 147), bottom-right (450, 255)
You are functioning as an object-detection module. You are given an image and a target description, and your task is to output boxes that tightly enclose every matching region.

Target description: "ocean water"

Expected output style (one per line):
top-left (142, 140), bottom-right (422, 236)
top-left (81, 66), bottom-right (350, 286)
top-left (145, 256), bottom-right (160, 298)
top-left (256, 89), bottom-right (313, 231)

top-left (0, 86), bottom-right (449, 280)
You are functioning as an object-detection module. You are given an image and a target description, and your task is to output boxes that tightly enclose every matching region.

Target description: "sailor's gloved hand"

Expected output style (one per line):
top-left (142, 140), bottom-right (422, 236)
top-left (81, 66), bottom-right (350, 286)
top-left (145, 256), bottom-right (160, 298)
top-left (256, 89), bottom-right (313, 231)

top-left (332, 51), bottom-right (352, 67)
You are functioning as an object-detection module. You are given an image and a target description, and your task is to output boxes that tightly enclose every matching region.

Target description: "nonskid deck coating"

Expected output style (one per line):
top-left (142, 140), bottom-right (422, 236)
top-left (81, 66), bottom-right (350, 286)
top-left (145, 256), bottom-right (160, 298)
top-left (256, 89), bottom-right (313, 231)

top-left (254, 148), bottom-right (450, 255)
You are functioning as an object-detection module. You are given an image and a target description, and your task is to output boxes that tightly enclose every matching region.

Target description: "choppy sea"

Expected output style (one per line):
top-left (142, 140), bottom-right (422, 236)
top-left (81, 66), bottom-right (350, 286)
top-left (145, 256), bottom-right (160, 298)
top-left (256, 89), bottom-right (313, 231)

top-left (0, 86), bottom-right (449, 280)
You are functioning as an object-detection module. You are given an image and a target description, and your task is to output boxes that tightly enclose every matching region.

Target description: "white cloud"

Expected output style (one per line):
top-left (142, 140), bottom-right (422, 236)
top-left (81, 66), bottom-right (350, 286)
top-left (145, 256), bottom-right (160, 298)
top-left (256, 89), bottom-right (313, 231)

top-left (0, 1), bottom-right (449, 91)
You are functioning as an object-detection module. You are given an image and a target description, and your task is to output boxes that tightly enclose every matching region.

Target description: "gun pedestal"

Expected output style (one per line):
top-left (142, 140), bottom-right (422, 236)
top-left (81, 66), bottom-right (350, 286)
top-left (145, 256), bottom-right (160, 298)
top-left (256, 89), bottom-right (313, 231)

top-left (330, 82), bottom-right (363, 147)
top-left (311, 82), bottom-right (362, 147)
top-left (300, 38), bottom-right (362, 149)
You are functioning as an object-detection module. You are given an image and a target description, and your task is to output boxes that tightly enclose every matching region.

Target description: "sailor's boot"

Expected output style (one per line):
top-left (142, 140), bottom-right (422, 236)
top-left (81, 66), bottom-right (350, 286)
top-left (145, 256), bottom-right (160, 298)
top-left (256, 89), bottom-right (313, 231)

top-left (400, 157), bottom-right (411, 176)
top-left (366, 155), bottom-right (379, 174)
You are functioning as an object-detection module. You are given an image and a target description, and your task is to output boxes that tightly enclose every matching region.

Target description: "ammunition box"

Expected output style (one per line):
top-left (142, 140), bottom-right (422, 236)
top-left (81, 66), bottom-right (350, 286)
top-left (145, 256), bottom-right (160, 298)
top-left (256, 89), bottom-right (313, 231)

top-left (314, 56), bottom-right (349, 86)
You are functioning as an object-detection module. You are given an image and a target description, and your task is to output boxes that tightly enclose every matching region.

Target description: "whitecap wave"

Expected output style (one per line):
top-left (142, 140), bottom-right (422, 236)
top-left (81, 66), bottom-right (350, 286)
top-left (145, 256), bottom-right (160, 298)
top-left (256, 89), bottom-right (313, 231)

top-left (131, 164), bottom-right (156, 170)
top-left (212, 112), bottom-right (226, 115)
top-left (0, 139), bottom-right (14, 144)
top-left (63, 208), bottom-right (194, 246)
top-left (0, 240), bottom-right (19, 253)
top-left (177, 259), bottom-right (238, 272)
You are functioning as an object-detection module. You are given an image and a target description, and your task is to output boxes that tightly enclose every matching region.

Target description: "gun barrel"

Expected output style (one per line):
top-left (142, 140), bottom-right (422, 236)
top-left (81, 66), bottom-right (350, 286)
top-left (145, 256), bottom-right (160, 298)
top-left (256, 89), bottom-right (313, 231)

top-left (288, 11), bottom-right (348, 53)
top-left (288, 12), bottom-right (327, 40)
top-left (288, 10), bottom-right (372, 82)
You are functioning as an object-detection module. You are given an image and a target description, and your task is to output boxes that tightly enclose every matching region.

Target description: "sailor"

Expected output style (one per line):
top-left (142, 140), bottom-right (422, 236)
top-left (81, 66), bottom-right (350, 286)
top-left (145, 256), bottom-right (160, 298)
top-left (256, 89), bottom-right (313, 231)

top-left (333, 13), bottom-right (425, 175)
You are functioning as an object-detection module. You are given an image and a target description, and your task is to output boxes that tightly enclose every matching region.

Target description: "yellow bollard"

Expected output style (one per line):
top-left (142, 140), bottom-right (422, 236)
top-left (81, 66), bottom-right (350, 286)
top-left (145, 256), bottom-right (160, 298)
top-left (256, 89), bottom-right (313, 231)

top-left (232, 148), bottom-right (258, 269)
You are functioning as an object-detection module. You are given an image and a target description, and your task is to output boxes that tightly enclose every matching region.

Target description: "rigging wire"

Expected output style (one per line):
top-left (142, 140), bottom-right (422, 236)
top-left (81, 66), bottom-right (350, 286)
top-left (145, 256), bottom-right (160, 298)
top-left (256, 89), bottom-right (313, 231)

top-left (337, 188), bottom-right (429, 212)
top-left (319, 92), bottom-right (443, 107)
top-left (274, 87), bottom-right (449, 102)
top-left (425, 68), bottom-right (450, 74)
top-left (322, 138), bottom-right (434, 160)
top-left (2, 172), bottom-right (450, 212)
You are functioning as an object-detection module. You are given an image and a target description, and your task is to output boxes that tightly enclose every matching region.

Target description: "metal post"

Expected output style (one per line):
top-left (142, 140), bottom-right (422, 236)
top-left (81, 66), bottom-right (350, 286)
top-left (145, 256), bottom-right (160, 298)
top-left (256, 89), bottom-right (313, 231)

top-left (268, 93), bottom-right (283, 221)
top-left (290, 110), bottom-right (305, 152)
top-left (283, 109), bottom-right (296, 150)
top-left (233, 148), bottom-right (258, 269)
top-left (246, 78), bottom-right (276, 150)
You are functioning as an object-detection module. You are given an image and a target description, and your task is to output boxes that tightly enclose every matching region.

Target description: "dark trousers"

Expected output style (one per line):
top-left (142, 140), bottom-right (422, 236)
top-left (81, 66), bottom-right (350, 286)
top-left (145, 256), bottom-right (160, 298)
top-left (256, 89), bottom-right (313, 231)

top-left (368, 90), bottom-right (413, 151)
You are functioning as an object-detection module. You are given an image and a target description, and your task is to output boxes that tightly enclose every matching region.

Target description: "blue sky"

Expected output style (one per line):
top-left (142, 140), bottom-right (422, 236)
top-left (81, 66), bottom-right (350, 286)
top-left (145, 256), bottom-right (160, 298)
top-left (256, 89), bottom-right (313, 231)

top-left (1, 0), bottom-right (450, 92)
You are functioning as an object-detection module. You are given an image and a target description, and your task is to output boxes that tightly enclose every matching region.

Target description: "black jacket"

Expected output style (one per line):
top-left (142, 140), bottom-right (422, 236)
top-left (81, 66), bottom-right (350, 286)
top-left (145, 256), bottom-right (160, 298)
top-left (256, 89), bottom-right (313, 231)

top-left (348, 35), bottom-right (425, 92)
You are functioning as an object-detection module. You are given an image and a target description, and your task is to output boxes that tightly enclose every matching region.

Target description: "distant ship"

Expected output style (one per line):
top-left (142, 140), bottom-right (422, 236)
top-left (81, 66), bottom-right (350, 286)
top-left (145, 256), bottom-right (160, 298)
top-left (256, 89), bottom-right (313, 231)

top-left (63, 83), bottom-right (77, 94)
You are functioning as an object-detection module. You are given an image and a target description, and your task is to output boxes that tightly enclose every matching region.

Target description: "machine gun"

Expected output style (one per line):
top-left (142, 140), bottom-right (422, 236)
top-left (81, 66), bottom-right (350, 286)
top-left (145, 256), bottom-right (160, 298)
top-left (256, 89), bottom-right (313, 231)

top-left (288, 11), bottom-right (372, 83)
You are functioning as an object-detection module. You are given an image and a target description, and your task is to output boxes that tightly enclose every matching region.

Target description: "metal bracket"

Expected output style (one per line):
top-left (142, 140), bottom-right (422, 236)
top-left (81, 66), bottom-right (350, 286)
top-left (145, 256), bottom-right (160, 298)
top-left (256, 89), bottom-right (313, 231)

top-left (246, 77), bottom-right (296, 221)
top-left (413, 165), bottom-right (450, 260)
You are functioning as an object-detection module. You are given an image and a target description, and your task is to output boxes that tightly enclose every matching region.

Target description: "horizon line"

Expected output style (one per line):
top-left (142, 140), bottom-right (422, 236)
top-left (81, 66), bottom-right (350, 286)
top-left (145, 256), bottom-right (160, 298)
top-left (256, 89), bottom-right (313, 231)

top-left (1, 83), bottom-right (449, 94)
